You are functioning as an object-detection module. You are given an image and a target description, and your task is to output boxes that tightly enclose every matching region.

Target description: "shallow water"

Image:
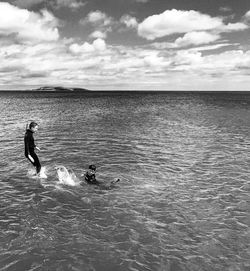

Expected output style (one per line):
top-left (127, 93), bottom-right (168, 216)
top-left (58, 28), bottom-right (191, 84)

top-left (0, 91), bottom-right (250, 271)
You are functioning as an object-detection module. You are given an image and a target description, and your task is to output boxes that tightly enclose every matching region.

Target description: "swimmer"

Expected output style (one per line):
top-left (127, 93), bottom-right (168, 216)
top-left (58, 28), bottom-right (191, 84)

top-left (83, 164), bottom-right (120, 189)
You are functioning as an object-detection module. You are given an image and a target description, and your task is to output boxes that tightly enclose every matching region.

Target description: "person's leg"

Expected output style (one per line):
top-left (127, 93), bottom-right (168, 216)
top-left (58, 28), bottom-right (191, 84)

top-left (27, 154), bottom-right (35, 166)
top-left (29, 153), bottom-right (41, 174)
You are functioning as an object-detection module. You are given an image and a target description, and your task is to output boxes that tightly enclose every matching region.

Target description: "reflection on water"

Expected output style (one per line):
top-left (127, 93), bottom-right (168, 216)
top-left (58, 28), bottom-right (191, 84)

top-left (0, 91), bottom-right (250, 271)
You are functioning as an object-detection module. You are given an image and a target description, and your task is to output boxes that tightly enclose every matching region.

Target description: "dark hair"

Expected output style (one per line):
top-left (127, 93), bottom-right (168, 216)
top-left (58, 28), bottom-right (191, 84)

top-left (89, 165), bottom-right (96, 171)
top-left (29, 122), bottom-right (38, 129)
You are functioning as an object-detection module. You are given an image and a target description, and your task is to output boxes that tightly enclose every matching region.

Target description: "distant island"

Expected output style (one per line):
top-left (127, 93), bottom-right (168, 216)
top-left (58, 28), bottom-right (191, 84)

top-left (33, 86), bottom-right (90, 92)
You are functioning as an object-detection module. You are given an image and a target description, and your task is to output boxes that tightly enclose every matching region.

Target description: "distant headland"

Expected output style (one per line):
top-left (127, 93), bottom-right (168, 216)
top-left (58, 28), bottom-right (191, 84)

top-left (33, 86), bottom-right (90, 92)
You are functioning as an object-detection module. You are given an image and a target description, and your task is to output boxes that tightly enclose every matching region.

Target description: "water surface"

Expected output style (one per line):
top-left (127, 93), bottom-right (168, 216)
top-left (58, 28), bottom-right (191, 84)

top-left (0, 91), bottom-right (249, 271)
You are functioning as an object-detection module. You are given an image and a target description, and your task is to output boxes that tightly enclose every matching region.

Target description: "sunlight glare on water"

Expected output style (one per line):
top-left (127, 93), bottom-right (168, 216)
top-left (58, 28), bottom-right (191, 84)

top-left (0, 91), bottom-right (250, 271)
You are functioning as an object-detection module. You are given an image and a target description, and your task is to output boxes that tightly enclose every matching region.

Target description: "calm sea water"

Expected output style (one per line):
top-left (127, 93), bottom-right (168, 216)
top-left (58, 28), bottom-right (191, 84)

top-left (0, 91), bottom-right (249, 271)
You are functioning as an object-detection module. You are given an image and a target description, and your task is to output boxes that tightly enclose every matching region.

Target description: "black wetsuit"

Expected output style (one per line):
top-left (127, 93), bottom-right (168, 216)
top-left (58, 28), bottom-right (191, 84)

top-left (84, 171), bottom-right (100, 185)
top-left (84, 170), bottom-right (120, 189)
top-left (24, 129), bottom-right (41, 174)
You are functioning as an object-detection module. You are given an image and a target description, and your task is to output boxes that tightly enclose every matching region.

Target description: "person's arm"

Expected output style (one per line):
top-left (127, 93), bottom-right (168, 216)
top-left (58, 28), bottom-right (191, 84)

top-left (33, 135), bottom-right (40, 151)
top-left (86, 172), bottom-right (94, 182)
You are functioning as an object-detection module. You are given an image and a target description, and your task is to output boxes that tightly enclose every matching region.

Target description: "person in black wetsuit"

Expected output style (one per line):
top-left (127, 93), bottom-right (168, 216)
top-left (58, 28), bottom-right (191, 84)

top-left (83, 164), bottom-right (120, 189)
top-left (24, 122), bottom-right (41, 175)
top-left (84, 165), bottom-right (100, 185)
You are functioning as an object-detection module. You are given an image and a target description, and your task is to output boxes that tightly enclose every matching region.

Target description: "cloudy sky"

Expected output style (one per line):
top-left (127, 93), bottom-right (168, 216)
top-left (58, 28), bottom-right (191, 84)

top-left (1, 0), bottom-right (250, 90)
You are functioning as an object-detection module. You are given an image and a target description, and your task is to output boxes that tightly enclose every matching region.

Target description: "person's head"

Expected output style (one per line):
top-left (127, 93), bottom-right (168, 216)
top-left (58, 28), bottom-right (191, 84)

top-left (88, 164), bottom-right (96, 172)
top-left (29, 122), bottom-right (39, 132)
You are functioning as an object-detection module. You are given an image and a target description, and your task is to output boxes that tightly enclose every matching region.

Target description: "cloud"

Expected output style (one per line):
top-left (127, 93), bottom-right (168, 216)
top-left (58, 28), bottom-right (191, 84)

top-left (138, 9), bottom-right (248, 40)
top-left (89, 30), bottom-right (107, 39)
top-left (80, 10), bottom-right (115, 39)
top-left (21, 71), bottom-right (48, 78)
top-left (174, 31), bottom-right (220, 47)
top-left (218, 22), bottom-right (248, 32)
top-left (1, 35), bottom-right (250, 90)
top-left (0, 2), bottom-right (250, 91)
top-left (92, 38), bottom-right (106, 51)
top-left (69, 38), bottom-right (107, 54)
top-left (120, 15), bottom-right (138, 28)
top-left (245, 10), bottom-right (250, 18)
top-left (143, 53), bottom-right (166, 67)
top-left (244, 10), bottom-right (250, 22)
top-left (138, 10), bottom-right (222, 39)
top-left (54, 0), bottom-right (86, 10)
top-left (189, 43), bottom-right (235, 52)
top-left (219, 6), bottom-right (232, 13)
top-left (0, 2), bottom-right (59, 42)
top-left (150, 41), bottom-right (234, 52)
top-left (81, 10), bottom-right (113, 26)
top-left (168, 49), bottom-right (248, 75)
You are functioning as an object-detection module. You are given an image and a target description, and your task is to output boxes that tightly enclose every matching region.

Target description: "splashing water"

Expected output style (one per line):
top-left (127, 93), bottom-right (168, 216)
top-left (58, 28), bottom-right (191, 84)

top-left (27, 166), bottom-right (47, 179)
top-left (56, 165), bottom-right (79, 186)
top-left (39, 167), bottom-right (47, 179)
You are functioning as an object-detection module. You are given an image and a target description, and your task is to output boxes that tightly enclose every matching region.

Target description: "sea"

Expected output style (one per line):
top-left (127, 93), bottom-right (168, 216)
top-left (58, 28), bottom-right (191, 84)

top-left (0, 91), bottom-right (249, 271)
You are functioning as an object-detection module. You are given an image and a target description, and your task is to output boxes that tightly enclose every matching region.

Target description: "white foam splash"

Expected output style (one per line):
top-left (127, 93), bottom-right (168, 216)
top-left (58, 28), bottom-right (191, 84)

top-left (55, 165), bottom-right (79, 186)
top-left (27, 166), bottom-right (47, 179)
top-left (39, 167), bottom-right (47, 179)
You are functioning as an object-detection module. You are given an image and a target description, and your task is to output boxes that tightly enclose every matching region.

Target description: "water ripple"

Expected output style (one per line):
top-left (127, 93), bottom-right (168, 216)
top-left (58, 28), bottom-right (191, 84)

top-left (0, 92), bottom-right (250, 270)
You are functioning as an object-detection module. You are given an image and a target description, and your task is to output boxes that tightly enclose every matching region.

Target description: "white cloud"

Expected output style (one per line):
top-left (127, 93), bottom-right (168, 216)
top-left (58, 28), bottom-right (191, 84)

top-left (174, 31), bottom-right (220, 47)
top-left (54, 0), bottom-right (86, 10)
top-left (93, 38), bottom-right (106, 51)
top-left (138, 9), bottom-right (248, 40)
top-left (120, 15), bottom-right (138, 28)
top-left (83, 10), bottom-right (113, 26)
top-left (138, 10), bottom-right (222, 40)
top-left (172, 50), bottom-right (203, 68)
top-left (244, 10), bottom-right (250, 19)
top-left (89, 30), bottom-right (107, 39)
top-left (143, 54), bottom-right (166, 67)
top-left (80, 10), bottom-right (114, 39)
top-left (0, 2), bottom-right (59, 42)
top-left (189, 43), bottom-right (235, 52)
top-left (150, 41), bottom-right (233, 52)
top-left (218, 22), bottom-right (248, 32)
top-left (169, 49), bottom-right (248, 75)
top-left (69, 43), bottom-right (94, 53)
top-left (69, 38), bottom-right (106, 54)
top-left (0, 3), bottom-right (250, 91)
top-left (1, 40), bottom-right (250, 90)
top-left (219, 6), bottom-right (232, 13)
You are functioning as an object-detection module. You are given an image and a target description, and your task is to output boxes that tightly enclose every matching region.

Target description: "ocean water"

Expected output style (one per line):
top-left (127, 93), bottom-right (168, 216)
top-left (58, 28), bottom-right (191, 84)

top-left (0, 91), bottom-right (249, 271)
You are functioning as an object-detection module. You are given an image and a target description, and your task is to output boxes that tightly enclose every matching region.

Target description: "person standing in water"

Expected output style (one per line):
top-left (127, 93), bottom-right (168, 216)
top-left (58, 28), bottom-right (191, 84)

top-left (24, 122), bottom-right (41, 175)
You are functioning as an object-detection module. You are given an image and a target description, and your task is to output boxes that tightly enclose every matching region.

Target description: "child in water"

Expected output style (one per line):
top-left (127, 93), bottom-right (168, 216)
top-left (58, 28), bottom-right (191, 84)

top-left (84, 164), bottom-right (99, 185)
top-left (83, 164), bottom-right (120, 189)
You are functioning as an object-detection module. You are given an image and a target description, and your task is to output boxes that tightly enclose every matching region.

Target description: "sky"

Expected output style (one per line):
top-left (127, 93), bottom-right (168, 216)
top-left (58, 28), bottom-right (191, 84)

top-left (0, 0), bottom-right (250, 90)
